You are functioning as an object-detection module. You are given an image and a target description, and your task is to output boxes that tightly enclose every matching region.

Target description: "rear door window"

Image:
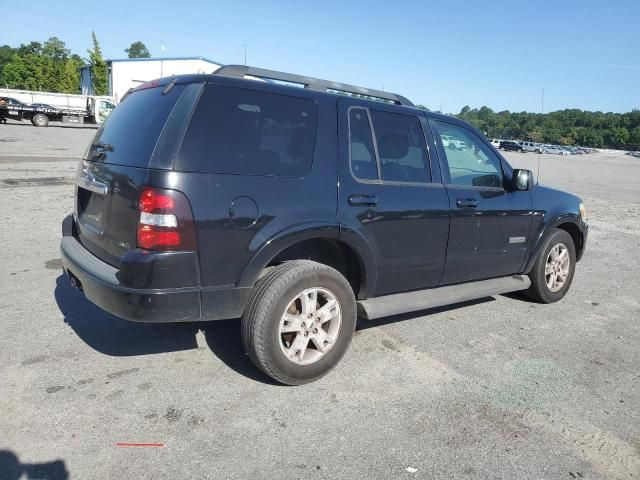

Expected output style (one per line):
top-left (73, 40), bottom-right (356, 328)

top-left (348, 108), bottom-right (378, 181)
top-left (370, 110), bottom-right (430, 183)
top-left (86, 84), bottom-right (186, 168)
top-left (177, 85), bottom-right (318, 177)
top-left (348, 107), bottom-right (431, 183)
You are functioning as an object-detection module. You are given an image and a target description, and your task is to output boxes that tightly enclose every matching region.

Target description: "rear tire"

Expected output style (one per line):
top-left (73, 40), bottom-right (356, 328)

top-left (241, 260), bottom-right (357, 385)
top-left (31, 114), bottom-right (49, 127)
top-left (524, 229), bottom-right (576, 303)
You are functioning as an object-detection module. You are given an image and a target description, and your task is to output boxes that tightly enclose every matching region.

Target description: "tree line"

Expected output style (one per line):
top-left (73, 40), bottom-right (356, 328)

top-left (456, 106), bottom-right (640, 150)
top-left (0, 35), bottom-right (150, 96)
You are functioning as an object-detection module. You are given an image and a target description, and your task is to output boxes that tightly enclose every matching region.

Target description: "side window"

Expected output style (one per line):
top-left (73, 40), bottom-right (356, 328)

top-left (348, 108), bottom-right (378, 181)
top-left (177, 86), bottom-right (317, 177)
top-left (432, 120), bottom-right (503, 188)
top-left (370, 110), bottom-right (430, 183)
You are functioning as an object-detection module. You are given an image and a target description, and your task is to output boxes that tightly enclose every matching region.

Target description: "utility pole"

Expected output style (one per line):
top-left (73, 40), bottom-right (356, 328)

top-left (243, 44), bottom-right (247, 65)
top-left (541, 87), bottom-right (545, 114)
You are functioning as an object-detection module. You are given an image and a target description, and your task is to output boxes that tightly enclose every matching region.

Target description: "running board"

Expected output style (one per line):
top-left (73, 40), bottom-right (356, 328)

top-left (357, 275), bottom-right (531, 320)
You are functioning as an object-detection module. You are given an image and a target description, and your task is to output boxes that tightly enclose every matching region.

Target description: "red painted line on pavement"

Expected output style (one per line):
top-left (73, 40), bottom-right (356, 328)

top-left (115, 442), bottom-right (165, 447)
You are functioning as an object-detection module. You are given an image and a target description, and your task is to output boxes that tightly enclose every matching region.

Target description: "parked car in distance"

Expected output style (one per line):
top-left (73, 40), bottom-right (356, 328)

top-left (543, 146), bottom-right (564, 155)
top-left (490, 138), bottom-right (501, 148)
top-left (60, 65), bottom-right (588, 385)
top-left (500, 140), bottom-right (525, 152)
top-left (441, 134), bottom-right (466, 150)
top-left (521, 141), bottom-right (543, 153)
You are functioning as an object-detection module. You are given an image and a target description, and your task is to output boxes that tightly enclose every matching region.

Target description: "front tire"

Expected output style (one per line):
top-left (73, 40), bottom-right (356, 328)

top-left (524, 229), bottom-right (576, 303)
top-left (241, 260), bottom-right (357, 385)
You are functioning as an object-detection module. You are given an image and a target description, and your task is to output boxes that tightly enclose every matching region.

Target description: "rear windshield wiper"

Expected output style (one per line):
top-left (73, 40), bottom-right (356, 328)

top-left (162, 78), bottom-right (177, 95)
top-left (93, 141), bottom-right (114, 152)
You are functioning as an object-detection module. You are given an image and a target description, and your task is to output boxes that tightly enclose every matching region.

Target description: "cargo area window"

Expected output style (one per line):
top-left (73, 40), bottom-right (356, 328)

top-left (177, 86), bottom-right (318, 177)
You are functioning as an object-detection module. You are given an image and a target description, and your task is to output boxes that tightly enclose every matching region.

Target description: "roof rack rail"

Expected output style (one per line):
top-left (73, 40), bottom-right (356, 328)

top-left (214, 65), bottom-right (414, 107)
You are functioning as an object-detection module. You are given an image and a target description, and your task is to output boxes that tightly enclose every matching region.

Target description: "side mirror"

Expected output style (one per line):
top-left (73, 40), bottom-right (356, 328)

top-left (512, 169), bottom-right (533, 191)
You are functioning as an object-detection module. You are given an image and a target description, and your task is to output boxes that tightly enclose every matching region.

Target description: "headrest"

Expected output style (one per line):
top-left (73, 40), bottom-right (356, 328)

top-left (377, 133), bottom-right (409, 159)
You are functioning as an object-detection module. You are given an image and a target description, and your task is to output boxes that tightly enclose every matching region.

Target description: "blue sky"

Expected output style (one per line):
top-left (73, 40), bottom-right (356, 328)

top-left (3, 0), bottom-right (639, 113)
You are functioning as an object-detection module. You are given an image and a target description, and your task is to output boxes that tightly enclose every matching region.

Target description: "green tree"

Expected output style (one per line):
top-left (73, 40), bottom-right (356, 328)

top-left (125, 41), bottom-right (151, 58)
top-left (42, 37), bottom-right (70, 61)
top-left (17, 41), bottom-right (42, 56)
top-left (41, 37), bottom-right (71, 91)
top-left (0, 45), bottom-right (17, 86)
top-left (2, 53), bottom-right (46, 90)
top-left (87, 31), bottom-right (108, 95)
top-left (629, 125), bottom-right (640, 147)
top-left (606, 127), bottom-right (630, 148)
top-left (58, 57), bottom-right (82, 93)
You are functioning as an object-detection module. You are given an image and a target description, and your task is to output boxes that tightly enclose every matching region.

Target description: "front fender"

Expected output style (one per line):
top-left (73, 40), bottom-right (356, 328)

top-left (523, 213), bottom-right (587, 273)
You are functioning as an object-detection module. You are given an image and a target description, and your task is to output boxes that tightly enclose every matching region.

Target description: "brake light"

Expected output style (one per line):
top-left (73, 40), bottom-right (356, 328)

top-left (136, 187), bottom-right (197, 251)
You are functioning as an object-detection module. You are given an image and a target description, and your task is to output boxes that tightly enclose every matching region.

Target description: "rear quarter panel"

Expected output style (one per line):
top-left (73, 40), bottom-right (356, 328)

top-left (149, 93), bottom-right (339, 289)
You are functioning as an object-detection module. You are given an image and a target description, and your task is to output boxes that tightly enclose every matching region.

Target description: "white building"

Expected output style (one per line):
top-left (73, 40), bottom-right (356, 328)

top-left (81, 56), bottom-right (223, 103)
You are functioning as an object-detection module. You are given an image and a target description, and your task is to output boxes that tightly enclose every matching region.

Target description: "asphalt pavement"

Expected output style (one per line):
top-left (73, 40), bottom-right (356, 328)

top-left (1, 122), bottom-right (638, 479)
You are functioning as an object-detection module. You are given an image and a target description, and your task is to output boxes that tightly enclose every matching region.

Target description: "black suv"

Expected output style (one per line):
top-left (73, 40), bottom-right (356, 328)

top-left (500, 140), bottom-right (525, 152)
top-left (61, 66), bottom-right (588, 384)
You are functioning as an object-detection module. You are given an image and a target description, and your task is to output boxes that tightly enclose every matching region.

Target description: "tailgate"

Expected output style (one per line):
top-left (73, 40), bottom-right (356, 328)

top-left (74, 81), bottom-right (199, 266)
top-left (75, 160), bottom-right (147, 266)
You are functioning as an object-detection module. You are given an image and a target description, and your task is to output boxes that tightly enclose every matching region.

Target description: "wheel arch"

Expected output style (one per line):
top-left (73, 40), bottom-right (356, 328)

top-left (524, 213), bottom-right (586, 272)
top-left (237, 223), bottom-right (375, 299)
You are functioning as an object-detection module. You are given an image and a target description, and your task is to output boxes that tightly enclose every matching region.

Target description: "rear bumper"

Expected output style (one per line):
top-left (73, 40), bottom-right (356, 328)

top-left (60, 215), bottom-right (251, 323)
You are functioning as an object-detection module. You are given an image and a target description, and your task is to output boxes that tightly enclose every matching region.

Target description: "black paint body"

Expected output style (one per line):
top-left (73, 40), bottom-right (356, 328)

top-left (60, 73), bottom-right (588, 322)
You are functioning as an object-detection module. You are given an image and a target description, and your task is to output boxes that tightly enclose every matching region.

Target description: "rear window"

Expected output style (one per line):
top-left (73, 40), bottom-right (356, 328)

top-left (86, 84), bottom-right (186, 168)
top-left (176, 85), bottom-right (317, 176)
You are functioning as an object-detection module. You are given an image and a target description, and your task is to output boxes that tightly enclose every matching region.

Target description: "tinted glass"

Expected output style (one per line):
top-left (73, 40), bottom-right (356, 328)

top-left (87, 84), bottom-right (186, 168)
top-left (370, 110), bottom-right (430, 183)
top-left (177, 85), bottom-right (317, 176)
top-left (432, 120), bottom-right (503, 188)
top-left (349, 108), bottom-right (378, 180)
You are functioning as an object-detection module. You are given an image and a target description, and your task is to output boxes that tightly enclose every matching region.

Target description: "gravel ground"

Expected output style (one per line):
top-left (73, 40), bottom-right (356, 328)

top-left (0, 123), bottom-right (639, 480)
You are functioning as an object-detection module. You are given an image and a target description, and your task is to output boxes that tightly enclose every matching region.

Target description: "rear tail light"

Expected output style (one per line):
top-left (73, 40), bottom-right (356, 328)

top-left (137, 187), bottom-right (197, 251)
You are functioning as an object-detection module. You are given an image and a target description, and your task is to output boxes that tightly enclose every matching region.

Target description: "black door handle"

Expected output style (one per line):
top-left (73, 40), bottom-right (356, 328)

top-left (348, 194), bottom-right (378, 207)
top-left (456, 198), bottom-right (478, 208)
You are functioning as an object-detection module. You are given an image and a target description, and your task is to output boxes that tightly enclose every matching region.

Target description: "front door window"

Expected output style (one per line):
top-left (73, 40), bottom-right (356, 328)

top-left (431, 121), bottom-right (503, 189)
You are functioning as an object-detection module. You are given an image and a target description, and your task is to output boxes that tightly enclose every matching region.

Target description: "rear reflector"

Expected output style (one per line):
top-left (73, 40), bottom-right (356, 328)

top-left (137, 187), bottom-right (197, 251)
